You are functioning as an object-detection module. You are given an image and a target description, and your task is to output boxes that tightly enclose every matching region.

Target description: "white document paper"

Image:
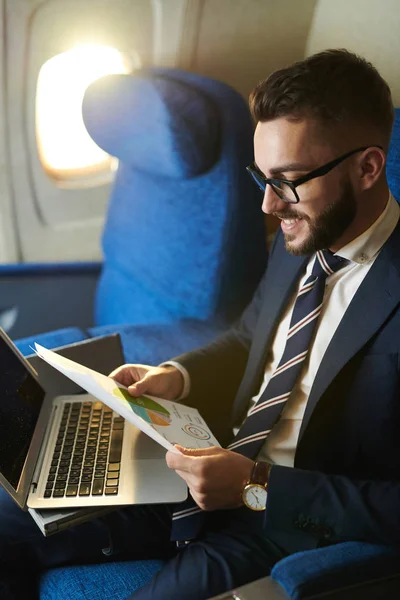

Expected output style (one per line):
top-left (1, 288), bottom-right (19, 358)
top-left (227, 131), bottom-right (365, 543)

top-left (34, 344), bottom-right (220, 454)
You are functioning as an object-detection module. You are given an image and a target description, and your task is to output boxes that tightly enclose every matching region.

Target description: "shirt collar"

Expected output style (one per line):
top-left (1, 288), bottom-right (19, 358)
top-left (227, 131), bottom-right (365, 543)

top-left (335, 192), bottom-right (400, 264)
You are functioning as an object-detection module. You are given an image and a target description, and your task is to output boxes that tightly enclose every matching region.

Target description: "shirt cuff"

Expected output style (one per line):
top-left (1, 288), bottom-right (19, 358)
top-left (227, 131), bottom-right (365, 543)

top-left (159, 360), bottom-right (191, 400)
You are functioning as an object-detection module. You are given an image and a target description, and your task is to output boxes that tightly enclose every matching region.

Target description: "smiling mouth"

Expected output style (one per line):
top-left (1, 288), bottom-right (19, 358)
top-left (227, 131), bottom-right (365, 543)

top-left (279, 217), bottom-right (302, 225)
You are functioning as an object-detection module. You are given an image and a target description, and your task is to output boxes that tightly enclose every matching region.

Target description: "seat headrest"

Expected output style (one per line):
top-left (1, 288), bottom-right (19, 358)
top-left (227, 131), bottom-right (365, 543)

top-left (82, 72), bottom-right (221, 178)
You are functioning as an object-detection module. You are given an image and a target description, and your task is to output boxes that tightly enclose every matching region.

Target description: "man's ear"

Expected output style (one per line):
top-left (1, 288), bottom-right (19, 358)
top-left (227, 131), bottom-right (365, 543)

top-left (357, 147), bottom-right (386, 191)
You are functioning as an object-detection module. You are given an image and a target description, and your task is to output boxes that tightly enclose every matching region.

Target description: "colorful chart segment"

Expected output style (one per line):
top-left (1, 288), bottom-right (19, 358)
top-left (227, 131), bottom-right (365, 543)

top-left (112, 388), bottom-right (172, 426)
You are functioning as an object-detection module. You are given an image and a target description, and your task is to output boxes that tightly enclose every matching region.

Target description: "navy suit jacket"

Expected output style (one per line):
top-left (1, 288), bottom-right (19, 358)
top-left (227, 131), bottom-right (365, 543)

top-left (175, 221), bottom-right (400, 553)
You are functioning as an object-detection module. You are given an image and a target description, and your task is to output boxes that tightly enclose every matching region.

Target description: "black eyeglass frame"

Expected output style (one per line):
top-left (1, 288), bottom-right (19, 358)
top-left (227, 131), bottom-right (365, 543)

top-left (246, 145), bottom-right (383, 204)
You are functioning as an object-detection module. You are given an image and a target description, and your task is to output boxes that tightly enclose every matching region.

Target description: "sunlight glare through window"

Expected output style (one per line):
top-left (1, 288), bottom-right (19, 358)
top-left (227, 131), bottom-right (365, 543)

top-left (36, 45), bottom-right (133, 187)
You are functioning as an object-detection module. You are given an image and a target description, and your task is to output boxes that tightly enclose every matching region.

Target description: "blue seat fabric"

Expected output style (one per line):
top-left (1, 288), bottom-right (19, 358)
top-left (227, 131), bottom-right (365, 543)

top-left (271, 541), bottom-right (400, 600)
top-left (15, 327), bottom-right (89, 357)
top-left (387, 108), bottom-right (400, 201)
top-left (83, 68), bottom-right (267, 328)
top-left (40, 559), bottom-right (164, 600)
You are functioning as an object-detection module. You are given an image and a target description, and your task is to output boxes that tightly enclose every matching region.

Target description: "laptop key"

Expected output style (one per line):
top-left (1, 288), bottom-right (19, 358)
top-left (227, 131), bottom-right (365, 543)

top-left (79, 483), bottom-right (91, 496)
top-left (44, 490), bottom-right (52, 498)
top-left (55, 479), bottom-right (67, 487)
top-left (66, 485), bottom-right (78, 497)
top-left (109, 430), bottom-right (123, 462)
top-left (105, 479), bottom-right (118, 487)
top-left (92, 479), bottom-right (104, 495)
top-left (53, 489), bottom-right (65, 497)
top-left (108, 463), bottom-right (120, 471)
top-left (105, 487), bottom-right (118, 495)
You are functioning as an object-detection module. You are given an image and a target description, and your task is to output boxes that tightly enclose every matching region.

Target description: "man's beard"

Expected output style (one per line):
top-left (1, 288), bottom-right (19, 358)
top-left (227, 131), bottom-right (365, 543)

top-left (276, 180), bottom-right (357, 255)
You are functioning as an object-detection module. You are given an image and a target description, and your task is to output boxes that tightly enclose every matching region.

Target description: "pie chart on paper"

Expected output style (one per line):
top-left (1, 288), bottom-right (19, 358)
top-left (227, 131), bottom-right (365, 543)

top-left (112, 388), bottom-right (172, 426)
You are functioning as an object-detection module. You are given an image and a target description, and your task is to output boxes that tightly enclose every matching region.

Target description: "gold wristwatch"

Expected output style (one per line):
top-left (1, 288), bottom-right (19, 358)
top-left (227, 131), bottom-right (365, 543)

top-left (242, 461), bottom-right (271, 511)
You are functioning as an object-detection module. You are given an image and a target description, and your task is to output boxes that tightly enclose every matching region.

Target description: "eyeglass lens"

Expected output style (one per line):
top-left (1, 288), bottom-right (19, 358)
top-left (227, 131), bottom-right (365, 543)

top-left (248, 170), bottom-right (297, 204)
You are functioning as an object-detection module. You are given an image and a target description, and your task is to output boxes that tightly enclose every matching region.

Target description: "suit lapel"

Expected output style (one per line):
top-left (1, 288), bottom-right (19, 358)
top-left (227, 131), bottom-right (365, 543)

top-left (298, 227), bottom-right (400, 443)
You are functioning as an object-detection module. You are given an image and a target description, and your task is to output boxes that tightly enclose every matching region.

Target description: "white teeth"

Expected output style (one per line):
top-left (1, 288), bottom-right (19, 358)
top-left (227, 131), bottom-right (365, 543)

top-left (282, 218), bottom-right (300, 224)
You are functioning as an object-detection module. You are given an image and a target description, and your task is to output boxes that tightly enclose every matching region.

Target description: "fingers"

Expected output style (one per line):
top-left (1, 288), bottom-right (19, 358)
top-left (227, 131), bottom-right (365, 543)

top-left (108, 364), bottom-right (145, 387)
top-left (165, 446), bottom-right (221, 472)
top-left (110, 364), bottom-right (184, 400)
top-left (165, 449), bottom-right (193, 472)
top-left (127, 372), bottom-right (154, 396)
top-left (175, 445), bottom-right (220, 456)
top-left (166, 446), bottom-right (220, 470)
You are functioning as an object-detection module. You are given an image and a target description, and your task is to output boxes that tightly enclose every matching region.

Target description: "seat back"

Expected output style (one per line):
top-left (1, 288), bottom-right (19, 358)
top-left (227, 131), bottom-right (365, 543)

top-left (387, 108), bottom-right (400, 201)
top-left (82, 68), bottom-right (267, 327)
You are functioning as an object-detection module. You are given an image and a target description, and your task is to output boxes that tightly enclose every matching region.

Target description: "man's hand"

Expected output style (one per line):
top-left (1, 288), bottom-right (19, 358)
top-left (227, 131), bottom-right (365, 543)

top-left (109, 364), bottom-right (184, 399)
top-left (166, 446), bottom-right (254, 511)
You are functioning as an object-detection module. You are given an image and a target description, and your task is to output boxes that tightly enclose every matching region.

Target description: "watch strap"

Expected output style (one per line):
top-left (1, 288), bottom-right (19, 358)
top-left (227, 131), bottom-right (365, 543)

top-left (250, 461), bottom-right (271, 487)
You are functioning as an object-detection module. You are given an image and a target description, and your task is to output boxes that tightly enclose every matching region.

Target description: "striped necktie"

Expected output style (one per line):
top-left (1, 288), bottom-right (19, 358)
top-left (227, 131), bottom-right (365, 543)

top-left (171, 249), bottom-right (349, 542)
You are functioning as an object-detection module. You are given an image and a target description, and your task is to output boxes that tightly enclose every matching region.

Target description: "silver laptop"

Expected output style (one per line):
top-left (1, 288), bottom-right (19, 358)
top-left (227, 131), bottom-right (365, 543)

top-left (0, 328), bottom-right (187, 518)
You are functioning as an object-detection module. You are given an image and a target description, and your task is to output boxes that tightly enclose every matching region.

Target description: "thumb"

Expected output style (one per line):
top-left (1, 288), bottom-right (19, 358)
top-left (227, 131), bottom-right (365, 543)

top-left (175, 445), bottom-right (219, 456)
top-left (128, 373), bottom-right (152, 396)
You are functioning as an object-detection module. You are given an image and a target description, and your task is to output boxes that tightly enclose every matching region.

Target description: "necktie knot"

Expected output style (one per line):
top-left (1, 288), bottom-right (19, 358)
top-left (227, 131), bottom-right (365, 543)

top-left (311, 249), bottom-right (349, 280)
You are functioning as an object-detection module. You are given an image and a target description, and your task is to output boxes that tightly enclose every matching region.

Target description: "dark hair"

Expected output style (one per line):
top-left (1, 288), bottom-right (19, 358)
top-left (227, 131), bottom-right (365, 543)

top-left (249, 49), bottom-right (394, 148)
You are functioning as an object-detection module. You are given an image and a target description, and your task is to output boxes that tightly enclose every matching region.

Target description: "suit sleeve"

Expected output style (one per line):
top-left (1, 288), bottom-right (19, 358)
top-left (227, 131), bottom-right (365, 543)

top-left (266, 462), bottom-right (400, 547)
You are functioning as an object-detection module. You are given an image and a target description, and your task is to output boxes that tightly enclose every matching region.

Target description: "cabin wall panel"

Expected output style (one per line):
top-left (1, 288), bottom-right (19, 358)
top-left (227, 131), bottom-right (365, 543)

top-left (307, 0), bottom-right (400, 104)
top-left (0, 0), bottom-right (19, 262)
top-left (5, 0), bottom-right (152, 262)
top-left (192, 0), bottom-right (317, 99)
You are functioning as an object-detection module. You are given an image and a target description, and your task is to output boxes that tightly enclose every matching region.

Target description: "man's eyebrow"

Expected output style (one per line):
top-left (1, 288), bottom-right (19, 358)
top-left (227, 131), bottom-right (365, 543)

top-left (254, 161), bottom-right (314, 176)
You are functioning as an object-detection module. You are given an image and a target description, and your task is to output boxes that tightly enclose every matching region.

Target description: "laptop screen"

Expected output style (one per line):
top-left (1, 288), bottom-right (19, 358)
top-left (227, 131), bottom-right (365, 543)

top-left (0, 340), bottom-right (45, 490)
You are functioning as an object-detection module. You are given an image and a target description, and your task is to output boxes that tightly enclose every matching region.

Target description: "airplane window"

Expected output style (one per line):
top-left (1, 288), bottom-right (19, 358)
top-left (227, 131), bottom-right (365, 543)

top-left (35, 45), bottom-right (136, 189)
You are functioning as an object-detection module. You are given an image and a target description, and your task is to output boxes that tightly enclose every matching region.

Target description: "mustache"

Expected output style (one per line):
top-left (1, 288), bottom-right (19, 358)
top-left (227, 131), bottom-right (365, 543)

top-left (273, 211), bottom-right (306, 220)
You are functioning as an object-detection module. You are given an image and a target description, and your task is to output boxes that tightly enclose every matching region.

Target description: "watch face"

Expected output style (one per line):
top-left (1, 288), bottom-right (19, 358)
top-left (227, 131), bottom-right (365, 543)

top-left (242, 483), bottom-right (267, 511)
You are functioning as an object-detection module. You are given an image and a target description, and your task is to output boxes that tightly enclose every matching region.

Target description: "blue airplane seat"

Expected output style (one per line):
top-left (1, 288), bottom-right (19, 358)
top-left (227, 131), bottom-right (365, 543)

top-left (387, 107), bottom-right (400, 201)
top-left (83, 69), bottom-right (266, 330)
top-left (15, 67), bottom-right (267, 363)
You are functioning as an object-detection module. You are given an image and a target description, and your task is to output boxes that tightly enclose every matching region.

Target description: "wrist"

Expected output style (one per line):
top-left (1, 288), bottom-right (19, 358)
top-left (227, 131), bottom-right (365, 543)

top-left (162, 365), bottom-right (185, 399)
top-left (241, 461), bottom-right (271, 511)
top-left (159, 361), bottom-right (190, 400)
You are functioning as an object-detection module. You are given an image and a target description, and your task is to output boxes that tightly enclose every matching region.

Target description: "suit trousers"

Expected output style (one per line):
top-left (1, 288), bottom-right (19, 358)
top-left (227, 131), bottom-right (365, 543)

top-left (0, 487), bottom-right (285, 600)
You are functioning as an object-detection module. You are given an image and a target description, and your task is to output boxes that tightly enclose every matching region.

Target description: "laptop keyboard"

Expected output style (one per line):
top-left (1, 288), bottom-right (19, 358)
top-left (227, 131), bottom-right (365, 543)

top-left (44, 400), bottom-right (125, 499)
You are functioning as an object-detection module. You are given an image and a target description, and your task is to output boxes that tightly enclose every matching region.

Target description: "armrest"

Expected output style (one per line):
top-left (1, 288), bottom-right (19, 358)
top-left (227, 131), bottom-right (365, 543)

top-left (206, 576), bottom-right (289, 600)
top-left (0, 262), bottom-right (101, 277)
top-left (0, 262), bottom-right (101, 338)
top-left (207, 543), bottom-right (400, 600)
top-left (271, 541), bottom-right (400, 599)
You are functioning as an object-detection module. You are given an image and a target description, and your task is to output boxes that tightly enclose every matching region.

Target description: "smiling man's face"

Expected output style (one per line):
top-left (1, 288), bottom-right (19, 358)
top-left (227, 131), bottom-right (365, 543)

top-left (254, 117), bottom-right (359, 255)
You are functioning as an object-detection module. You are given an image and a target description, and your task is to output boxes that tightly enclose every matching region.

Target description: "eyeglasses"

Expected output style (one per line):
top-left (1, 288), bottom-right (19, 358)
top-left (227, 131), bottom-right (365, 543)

top-left (246, 145), bottom-right (383, 204)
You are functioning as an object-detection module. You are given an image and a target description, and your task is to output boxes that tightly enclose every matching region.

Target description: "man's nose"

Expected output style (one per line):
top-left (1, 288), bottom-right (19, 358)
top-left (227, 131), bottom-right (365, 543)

top-left (261, 184), bottom-right (287, 215)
